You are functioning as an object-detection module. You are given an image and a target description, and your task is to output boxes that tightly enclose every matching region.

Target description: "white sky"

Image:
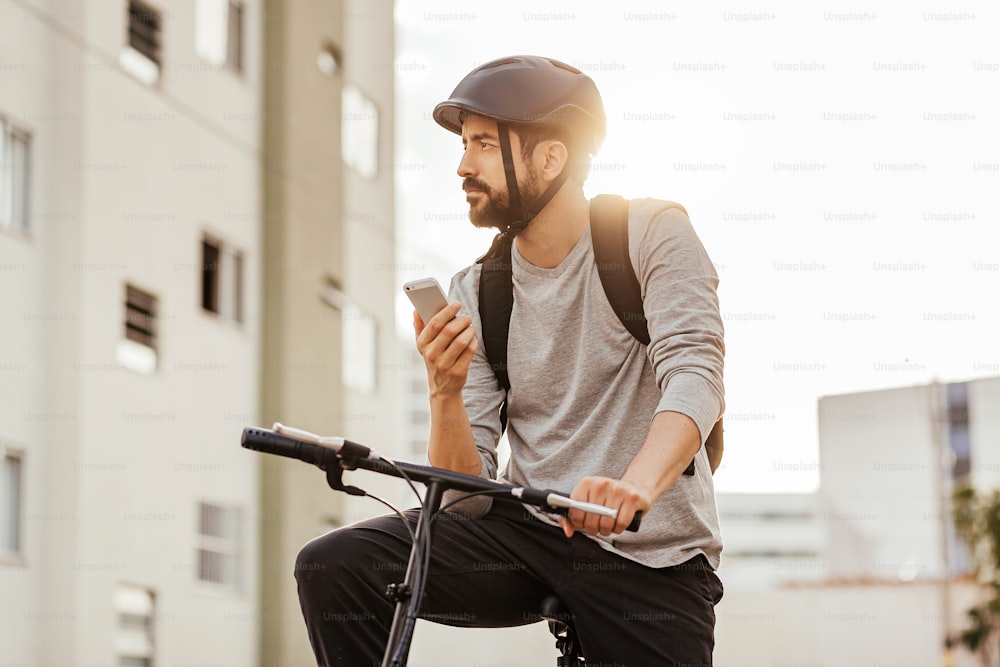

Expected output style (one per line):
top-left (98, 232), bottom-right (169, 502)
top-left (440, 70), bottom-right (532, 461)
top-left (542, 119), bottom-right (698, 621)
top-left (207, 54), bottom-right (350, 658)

top-left (391, 0), bottom-right (999, 493)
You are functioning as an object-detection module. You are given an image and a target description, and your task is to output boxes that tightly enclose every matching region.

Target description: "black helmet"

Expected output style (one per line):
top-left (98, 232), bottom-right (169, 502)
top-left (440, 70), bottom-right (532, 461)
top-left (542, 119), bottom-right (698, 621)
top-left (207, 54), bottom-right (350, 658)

top-left (433, 55), bottom-right (606, 155)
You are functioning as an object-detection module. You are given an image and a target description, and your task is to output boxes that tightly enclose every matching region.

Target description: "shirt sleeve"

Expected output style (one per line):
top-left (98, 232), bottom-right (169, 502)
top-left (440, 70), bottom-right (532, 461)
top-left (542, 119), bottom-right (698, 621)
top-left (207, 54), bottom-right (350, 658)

top-left (417, 267), bottom-right (506, 517)
top-left (632, 200), bottom-right (725, 442)
top-left (444, 265), bottom-right (506, 480)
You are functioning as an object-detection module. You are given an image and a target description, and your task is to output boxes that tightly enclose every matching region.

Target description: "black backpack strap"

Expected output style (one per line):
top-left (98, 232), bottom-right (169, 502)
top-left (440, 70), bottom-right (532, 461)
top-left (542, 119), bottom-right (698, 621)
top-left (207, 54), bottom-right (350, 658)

top-left (478, 244), bottom-right (513, 431)
top-left (590, 195), bottom-right (698, 476)
top-left (590, 194), bottom-right (649, 345)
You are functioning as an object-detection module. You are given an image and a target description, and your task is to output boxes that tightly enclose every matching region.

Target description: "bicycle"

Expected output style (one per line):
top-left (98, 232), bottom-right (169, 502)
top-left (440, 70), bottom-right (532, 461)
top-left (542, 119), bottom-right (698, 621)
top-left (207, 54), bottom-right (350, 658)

top-left (241, 424), bottom-right (641, 667)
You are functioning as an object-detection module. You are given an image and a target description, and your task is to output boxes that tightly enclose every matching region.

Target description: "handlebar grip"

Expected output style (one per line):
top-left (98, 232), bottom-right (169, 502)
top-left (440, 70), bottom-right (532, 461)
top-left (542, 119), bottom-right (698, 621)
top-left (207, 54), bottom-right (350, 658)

top-left (538, 491), bottom-right (642, 533)
top-left (242, 426), bottom-right (317, 462)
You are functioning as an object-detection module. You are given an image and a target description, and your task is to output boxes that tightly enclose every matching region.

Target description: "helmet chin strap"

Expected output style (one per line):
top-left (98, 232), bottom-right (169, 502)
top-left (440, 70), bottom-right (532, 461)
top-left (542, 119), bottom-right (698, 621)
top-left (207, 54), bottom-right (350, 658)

top-left (479, 122), bottom-right (571, 262)
top-left (496, 122), bottom-right (524, 235)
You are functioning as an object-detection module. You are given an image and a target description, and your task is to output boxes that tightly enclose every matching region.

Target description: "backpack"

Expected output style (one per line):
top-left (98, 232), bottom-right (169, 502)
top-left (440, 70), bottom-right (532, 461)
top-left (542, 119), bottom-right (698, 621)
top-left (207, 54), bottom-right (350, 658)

top-left (478, 194), bottom-right (723, 477)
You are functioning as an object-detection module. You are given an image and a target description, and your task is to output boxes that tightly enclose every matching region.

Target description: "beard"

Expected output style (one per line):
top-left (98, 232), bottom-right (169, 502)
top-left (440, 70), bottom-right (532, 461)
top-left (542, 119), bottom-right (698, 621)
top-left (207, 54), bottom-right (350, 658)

top-left (463, 166), bottom-right (540, 231)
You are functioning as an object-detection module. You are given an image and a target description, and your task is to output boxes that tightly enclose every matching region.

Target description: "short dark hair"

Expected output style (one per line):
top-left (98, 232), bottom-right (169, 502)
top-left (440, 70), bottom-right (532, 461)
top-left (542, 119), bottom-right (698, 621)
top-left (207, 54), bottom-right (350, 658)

top-left (513, 123), bottom-right (592, 184)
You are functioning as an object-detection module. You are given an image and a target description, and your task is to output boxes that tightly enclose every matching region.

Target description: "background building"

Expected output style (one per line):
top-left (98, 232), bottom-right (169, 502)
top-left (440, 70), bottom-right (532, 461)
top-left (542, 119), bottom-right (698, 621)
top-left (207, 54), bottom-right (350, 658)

top-left (0, 1), bottom-right (399, 665)
top-left (258, 0), bottom-right (399, 665)
top-left (1, 1), bottom-right (265, 665)
top-left (715, 492), bottom-right (826, 591)
top-left (711, 377), bottom-right (1000, 666)
top-left (818, 377), bottom-right (1000, 581)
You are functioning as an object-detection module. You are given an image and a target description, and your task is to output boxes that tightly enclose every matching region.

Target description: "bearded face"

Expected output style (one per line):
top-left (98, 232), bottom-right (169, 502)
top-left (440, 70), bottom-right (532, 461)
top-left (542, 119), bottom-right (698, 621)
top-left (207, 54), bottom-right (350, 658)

top-left (463, 163), bottom-right (540, 231)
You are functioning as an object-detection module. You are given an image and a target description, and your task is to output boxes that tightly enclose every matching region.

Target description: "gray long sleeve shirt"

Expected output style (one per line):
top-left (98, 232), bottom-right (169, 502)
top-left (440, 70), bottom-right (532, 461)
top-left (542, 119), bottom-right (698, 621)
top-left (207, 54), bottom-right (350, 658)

top-left (447, 198), bottom-right (725, 569)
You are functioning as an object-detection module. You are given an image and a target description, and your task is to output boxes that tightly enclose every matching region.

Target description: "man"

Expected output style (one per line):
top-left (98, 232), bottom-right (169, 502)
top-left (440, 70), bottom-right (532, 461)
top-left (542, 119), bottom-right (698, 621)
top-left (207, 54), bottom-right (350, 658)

top-left (296, 55), bottom-right (725, 665)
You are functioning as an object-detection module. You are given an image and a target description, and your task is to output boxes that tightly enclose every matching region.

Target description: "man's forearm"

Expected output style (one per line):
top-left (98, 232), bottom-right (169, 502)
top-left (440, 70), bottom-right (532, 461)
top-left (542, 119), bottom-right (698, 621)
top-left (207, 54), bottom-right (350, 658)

top-left (426, 392), bottom-right (482, 476)
top-left (621, 410), bottom-right (703, 501)
top-left (706, 434), bottom-right (723, 474)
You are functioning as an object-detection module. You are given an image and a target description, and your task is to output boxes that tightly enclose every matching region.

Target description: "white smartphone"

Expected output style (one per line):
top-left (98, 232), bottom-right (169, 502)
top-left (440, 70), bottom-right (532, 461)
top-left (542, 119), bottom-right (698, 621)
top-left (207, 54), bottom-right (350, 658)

top-left (403, 278), bottom-right (449, 323)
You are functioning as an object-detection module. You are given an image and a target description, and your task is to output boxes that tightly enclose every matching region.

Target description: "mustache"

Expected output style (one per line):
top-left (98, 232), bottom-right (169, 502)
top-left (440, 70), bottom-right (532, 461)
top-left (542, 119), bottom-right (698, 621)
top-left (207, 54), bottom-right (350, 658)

top-left (463, 178), bottom-right (491, 193)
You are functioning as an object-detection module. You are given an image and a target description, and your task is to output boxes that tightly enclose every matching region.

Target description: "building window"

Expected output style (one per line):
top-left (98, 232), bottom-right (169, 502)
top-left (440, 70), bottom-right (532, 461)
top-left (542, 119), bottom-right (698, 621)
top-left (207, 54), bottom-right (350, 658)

top-left (0, 117), bottom-right (30, 234)
top-left (125, 284), bottom-right (158, 350)
top-left (117, 284), bottom-right (158, 374)
top-left (114, 584), bottom-right (155, 667)
top-left (128, 0), bottom-right (162, 65)
top-left (320, 282), bottom-right (378, 394)
top-left (341, 85), bottom-right (379, 179)
top-left (195, 0), bottom-right (244, 73)
top-left (1, 450), bottom-right (23, 558)
top-left (946, 381), bottom-right (973, 575)
top-left (946, 382), bottom-right (971, 480)
top-left (197, 502), bottom-right (241, 589)
top-left (341, 305), bottom-right (377, 393)
top-left (121, 0), bottom-right (162, 86)
top-left (201, 237), bottom-right (243, 324)
top-left (201, 240), bottom-right (220, 313)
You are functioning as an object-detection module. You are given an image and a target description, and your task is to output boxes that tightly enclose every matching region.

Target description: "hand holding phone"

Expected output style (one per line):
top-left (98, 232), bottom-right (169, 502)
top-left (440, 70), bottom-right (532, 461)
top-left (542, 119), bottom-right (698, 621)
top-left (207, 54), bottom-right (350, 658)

top-left (403, 278), bottom-right (449, 323)
top-left (404, 277), bottom-right (477, 397)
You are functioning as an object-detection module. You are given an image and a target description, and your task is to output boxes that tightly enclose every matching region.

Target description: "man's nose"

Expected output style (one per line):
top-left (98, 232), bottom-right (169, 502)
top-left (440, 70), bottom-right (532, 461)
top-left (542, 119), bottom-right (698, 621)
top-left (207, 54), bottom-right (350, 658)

top-left (457, 149), bottom-right (476, 178)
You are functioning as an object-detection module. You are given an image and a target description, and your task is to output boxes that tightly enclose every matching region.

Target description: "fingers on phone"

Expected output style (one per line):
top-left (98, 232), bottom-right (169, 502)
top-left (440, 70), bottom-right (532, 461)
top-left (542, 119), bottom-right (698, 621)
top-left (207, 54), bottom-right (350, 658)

top-left (441, 322), bottom-right (475, 366)
top-left (440, 302), bottom-right (462, 321)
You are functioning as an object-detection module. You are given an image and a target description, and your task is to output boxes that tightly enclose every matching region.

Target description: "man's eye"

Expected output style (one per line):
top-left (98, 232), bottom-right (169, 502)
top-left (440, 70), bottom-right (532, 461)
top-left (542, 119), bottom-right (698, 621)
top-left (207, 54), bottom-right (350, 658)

top-left (481, 142), bottom-right (491, 150)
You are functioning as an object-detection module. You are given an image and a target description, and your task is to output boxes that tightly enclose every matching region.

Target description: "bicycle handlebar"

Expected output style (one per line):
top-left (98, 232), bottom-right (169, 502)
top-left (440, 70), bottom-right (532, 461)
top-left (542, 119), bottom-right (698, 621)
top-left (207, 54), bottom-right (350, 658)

top-left (240, 425), bottom-right (641, 532)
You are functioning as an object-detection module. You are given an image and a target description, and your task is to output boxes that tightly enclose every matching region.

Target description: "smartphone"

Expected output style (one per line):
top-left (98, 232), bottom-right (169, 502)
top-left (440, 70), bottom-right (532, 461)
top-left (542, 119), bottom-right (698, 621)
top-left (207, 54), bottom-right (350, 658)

top-left (403, 278), bottom-right (449, 323)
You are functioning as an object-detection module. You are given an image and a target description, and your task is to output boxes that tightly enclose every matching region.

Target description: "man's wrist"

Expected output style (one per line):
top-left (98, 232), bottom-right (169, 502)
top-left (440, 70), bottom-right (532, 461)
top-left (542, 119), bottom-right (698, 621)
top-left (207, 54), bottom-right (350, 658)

top-left (428, 388), bottom-right (463, 404)
top-left (618, 474), bottom-right (658, 505)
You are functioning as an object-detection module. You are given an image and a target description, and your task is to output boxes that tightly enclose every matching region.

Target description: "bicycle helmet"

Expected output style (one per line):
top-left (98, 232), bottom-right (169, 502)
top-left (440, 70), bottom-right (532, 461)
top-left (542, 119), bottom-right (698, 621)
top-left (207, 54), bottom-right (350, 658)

top-left (433, 55), bottom-right (606, 155)
top-left (433, 56), bottom-right (607, 258)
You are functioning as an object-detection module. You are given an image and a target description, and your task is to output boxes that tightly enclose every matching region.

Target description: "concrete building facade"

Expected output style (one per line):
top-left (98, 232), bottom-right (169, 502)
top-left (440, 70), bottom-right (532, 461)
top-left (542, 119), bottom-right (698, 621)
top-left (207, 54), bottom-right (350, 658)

top-left (1, 0), bottom-right (264, 665)
top-left (2, 0), bottom-right (398, 665)
top-left (258, 0), bottom-right (399, 664)
top-left (711, 377), bottom-right (1000, 666)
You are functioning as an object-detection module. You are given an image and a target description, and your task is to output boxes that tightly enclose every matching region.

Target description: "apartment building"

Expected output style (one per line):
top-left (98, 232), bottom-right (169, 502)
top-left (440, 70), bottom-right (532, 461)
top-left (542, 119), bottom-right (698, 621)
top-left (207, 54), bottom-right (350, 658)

top-left (711, 378), bottom-right (999, 666)
top-left (2, 1), bottom-right (404, 665)
top-left (1, 1), bottom-right (264, 664)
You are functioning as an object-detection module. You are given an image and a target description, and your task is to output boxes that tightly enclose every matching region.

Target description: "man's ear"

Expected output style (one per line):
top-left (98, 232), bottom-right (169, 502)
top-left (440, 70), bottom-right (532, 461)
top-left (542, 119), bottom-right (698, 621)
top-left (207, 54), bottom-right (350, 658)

top-left (538, 140), bottom-right (569, 183)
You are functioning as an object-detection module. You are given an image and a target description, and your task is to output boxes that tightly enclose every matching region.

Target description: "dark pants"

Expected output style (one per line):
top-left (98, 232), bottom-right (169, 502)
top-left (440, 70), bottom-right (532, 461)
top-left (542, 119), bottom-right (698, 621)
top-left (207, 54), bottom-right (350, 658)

top-left (295, 500), bottom-right (723, 666)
